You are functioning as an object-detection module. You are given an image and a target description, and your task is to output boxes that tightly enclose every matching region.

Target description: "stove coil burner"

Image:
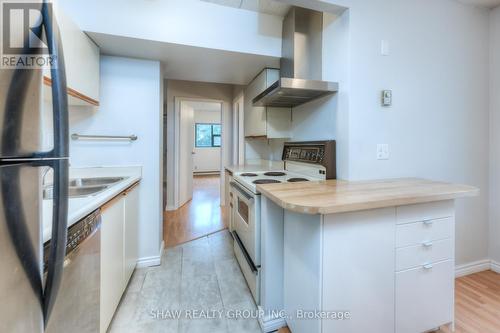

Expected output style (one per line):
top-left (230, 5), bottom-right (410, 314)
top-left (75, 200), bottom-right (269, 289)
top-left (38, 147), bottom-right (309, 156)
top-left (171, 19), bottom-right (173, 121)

top-left (253, 179), bottom-right (282, 185)
top-left (288, 178), bottom-right (309, 183)
top-left (264, 172), bottom-right (286, 177)
top-left (240, 173), bottom-right (258, 177)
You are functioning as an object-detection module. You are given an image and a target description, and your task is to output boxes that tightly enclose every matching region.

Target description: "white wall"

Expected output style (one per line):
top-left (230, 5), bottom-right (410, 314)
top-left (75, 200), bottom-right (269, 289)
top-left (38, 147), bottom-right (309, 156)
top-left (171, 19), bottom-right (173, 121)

top-left (489, 7), bottom-right (500, 264)
top-left (165, 80), bottom-right (234, 210)
top-left (348, 0), bottom-right (489, 267)
top-left (265, 0), bottom-right (490, 267)
top-left (70, 56), bottom-right (163, 263)
top-left (193, 108), bottom-right (222, 173)
top-left (60, 0), bottom-right (282, 58)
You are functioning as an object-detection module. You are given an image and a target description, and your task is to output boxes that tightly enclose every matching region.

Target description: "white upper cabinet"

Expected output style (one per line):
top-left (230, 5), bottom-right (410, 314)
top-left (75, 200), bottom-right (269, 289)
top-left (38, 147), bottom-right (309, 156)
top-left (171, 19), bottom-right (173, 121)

top-left (244, 68), bottom-right (291, 138)
top-left (43, 2), bottom-right (100, 107)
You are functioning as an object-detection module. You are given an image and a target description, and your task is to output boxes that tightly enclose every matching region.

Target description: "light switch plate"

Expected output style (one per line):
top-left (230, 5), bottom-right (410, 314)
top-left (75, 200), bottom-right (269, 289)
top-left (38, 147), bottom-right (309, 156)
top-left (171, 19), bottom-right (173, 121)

top-left (377, 144), bottom-right (390, 160)
top-left (381, 40), bottom-right (390, 56)
top-left (382, 90), bottom-right (392, 107)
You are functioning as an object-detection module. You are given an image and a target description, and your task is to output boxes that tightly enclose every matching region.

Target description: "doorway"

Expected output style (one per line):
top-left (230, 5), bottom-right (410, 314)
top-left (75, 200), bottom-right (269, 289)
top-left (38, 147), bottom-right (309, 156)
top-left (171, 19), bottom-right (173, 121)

top-left (164, 99), bottom-right (225, 247)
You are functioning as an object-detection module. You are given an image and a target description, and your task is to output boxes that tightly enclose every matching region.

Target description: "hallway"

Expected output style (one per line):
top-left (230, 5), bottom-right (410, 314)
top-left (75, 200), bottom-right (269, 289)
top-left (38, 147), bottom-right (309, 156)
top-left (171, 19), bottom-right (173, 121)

top-left (164, 175), bottom-right (226, 248)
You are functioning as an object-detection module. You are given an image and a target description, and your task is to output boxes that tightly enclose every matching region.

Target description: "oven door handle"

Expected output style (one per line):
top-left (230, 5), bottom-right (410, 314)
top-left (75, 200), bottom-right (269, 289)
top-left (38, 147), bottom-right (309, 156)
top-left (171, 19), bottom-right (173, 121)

top-left (230, 181), bottom-right (254, 203)
top-left (232, 231), bottom-right (259, 274)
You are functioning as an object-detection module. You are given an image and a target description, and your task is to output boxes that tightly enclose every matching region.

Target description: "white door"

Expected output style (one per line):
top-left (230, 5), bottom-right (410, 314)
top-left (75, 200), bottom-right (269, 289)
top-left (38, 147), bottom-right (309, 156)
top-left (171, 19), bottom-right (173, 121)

top-left (179, 101), bottom-right (194, 207)
top-left (232, 95), bottom-right (245, 165)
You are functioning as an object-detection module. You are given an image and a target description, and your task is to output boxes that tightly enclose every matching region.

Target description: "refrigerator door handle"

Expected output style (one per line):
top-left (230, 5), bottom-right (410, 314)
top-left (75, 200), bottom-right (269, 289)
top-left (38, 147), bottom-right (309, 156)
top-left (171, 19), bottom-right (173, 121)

top-left (43, 1), bottom-right (69, 159)
top-left (40, 2), bottom-right (69, 326)
top-left (42, 159), bottom-right (68, 326)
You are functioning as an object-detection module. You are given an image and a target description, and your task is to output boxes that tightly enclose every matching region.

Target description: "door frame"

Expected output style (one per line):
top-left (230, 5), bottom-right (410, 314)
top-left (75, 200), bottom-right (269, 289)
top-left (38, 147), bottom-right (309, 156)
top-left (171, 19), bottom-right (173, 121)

top-left (173, 96), bottom-right (224, 210)
top-left (177, 100), bottom-right (195, 207)
top-left (232, 92), bottom-right (245, 165)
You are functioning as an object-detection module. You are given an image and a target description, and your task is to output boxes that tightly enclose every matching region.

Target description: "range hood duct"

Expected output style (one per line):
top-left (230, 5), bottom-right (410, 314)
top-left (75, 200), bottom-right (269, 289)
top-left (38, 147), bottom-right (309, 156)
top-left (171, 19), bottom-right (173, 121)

top-left (253, 7), bottom-right (338, 108)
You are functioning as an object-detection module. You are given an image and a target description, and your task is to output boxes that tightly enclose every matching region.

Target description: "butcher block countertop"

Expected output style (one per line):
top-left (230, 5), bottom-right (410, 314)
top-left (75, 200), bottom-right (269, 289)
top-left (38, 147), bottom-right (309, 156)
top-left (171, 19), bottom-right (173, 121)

top-left (256, 178), bottom-right (479, 215)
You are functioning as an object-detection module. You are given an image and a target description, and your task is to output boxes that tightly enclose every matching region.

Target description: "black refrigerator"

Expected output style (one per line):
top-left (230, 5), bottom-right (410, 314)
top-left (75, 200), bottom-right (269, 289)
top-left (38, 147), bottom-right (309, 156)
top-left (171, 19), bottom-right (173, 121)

top-left (0, 1), bottom-right (69, 332)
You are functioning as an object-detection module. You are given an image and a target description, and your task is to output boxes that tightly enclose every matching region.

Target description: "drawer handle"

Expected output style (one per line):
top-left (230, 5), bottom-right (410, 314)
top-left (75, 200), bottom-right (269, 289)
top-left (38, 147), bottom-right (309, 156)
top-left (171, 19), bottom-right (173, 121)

top-left (422, 241), bottom-right (433, 248)
top-left (422, 263), bottom-right (433, 270)
top-left (423, 220), bottom-right (433, 226)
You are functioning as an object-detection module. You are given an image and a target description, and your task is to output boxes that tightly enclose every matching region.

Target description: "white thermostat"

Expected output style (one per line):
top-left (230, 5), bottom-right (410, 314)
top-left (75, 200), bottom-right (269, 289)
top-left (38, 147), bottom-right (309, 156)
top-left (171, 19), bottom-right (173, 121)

top-left (382, 90), bottom-right (392, 107)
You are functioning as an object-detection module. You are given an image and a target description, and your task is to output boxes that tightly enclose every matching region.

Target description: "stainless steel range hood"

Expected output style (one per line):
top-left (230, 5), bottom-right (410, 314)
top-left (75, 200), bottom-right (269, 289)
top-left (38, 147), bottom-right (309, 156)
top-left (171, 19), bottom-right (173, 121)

top-left (253, 7), bottom-right (338, 108)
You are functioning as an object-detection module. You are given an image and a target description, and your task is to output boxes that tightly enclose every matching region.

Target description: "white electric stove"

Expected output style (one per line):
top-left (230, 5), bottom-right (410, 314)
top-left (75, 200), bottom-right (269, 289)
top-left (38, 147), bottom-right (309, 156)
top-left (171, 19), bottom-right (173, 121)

top-left (233, 169), bottom-right (319, 195)
top-left (230, 141), bottom-right (336, 305)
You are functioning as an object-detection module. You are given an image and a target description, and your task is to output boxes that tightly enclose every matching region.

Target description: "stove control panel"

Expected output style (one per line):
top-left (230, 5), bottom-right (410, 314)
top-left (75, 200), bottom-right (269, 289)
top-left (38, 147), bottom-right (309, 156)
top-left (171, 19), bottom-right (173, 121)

top-left (285, 146), bottom-right (324, 163)
top-left (282, 141), bottom-right (336, 179)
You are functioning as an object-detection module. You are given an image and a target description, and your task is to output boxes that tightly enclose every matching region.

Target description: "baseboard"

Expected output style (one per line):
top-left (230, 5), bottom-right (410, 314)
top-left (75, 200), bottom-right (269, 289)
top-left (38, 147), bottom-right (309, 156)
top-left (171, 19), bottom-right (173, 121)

top-left (258, 306), bottom-right (287, 333)
top-left (491, 260), bottom-right (500, 273)
top-left (455, 259), bottom-right (492, 277)
top-left (136, 241), bottom-right (164, 268)
top-left (165, 204), bottom-right (177, 211)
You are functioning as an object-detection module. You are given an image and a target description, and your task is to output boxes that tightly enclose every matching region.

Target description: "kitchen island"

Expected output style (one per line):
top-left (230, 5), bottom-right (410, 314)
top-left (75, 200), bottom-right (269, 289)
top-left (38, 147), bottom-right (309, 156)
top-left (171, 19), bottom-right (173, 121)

top-left (256, 178), bottom-right (478, 333)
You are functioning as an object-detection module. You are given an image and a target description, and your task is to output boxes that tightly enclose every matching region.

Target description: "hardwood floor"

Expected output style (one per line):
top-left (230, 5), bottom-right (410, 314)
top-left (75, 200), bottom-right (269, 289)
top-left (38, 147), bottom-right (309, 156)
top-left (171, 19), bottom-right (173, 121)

top-left (163, 175), bottom-right (227, 248)
top-left (279, 270), bottom-right (500, 333)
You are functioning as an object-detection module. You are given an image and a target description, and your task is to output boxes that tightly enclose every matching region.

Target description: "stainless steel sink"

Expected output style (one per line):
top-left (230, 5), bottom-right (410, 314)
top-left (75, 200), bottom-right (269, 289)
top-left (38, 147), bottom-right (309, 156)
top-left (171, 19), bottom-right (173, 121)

top-left (43, 176), bottom-right (128, 200)
top-left (69, 185), bottom-right (109, 197)
top-left (69, 177), bottom-right (125, 187)
top-left (43, 185), bottom-right (109, 200)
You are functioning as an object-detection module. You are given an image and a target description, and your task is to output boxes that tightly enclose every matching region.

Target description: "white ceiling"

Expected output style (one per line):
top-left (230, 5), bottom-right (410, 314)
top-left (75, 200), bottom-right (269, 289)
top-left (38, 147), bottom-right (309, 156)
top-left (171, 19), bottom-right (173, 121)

top-left (88, 32), bottom-right (280, 85)
top-left (185, 101), bottom-right (222, 112)
top-left (457, 0), bottom-right (500, 8)
top-left (201, 0), bottom-right (291, 16)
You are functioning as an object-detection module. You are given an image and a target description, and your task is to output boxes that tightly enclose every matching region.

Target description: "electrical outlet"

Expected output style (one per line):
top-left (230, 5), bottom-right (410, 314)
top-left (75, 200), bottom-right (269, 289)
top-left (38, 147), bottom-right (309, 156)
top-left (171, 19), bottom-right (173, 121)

top-left (382, 90), bottom-right (392, 107)
top-left (377, 144), bottom-right (389, 160)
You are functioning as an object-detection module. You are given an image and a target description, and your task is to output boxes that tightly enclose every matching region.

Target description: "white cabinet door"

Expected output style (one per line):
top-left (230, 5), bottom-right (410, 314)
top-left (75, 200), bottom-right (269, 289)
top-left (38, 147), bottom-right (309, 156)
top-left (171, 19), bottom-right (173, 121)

top-left (100, 196), bottom-right (125, 333)
top-left (322, 208), bottom-right (396, 333)
top-left (44, 2), bottom-right (100, 106)
top-left (244, 70), bottom-right (268, 137)
top-left (395, 260), bottom-right (454, 333)
top-left (243, 68), bottom-right (291, 138)
top-left (124, 184), bottom-right (140, 285)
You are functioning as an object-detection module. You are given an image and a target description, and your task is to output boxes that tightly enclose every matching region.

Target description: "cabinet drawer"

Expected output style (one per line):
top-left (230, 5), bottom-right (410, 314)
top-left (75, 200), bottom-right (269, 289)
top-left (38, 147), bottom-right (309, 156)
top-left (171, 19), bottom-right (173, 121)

top-left (396, 238), bottom-right (453, 272)
top-left (396, 217), bottom-right (453, 248)
top-left (396, 260), bottom-right (453, 333)
top-left (396, 201), bottom-right (453, 225)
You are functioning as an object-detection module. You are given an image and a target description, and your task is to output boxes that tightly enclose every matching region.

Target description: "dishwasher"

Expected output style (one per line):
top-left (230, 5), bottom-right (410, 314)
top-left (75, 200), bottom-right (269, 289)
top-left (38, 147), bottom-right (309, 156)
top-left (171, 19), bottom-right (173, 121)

top-left (44, 209), bottom-right (101, 333)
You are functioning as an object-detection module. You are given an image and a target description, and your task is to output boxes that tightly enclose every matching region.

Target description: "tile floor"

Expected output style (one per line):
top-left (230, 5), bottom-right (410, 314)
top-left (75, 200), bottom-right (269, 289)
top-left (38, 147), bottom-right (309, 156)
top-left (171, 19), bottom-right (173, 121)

top-left (109, 230), bottom-right (262, 333)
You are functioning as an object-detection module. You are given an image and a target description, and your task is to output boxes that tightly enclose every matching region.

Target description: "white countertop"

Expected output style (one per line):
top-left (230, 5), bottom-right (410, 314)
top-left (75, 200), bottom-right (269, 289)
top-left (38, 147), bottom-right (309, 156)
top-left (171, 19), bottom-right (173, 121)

top-left (42, 166), bottom-right (142, 243)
